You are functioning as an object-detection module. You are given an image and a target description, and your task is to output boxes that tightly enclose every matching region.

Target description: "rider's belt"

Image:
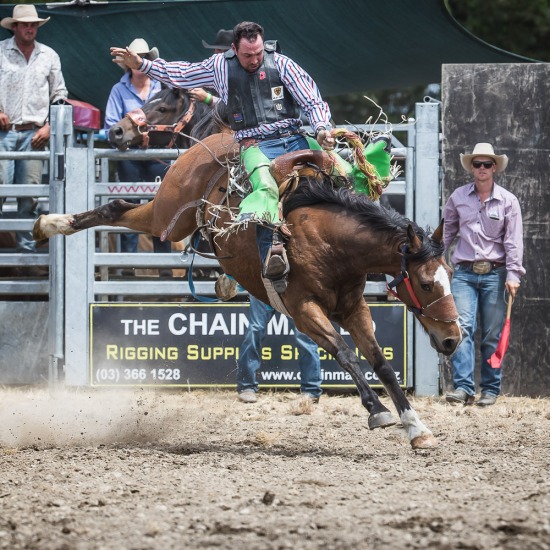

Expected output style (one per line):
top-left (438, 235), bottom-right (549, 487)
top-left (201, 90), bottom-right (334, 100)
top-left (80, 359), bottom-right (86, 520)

top-left (12, 123), bottom-right (39, 132)
top-left (458, 261), bottom-right (505, 274)
top-left (242, 128), bottom-right (302, 142)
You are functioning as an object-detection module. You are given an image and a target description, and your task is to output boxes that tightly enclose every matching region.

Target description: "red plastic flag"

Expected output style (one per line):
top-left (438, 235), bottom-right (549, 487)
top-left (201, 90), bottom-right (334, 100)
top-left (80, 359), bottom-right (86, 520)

top-left (487, 295), bottom-right (513, 369)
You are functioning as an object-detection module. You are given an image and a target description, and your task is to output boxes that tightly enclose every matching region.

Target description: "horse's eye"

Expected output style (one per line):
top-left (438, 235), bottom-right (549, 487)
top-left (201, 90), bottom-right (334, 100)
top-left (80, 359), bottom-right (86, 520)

top-left (158, 107), bottom-right (167, 113)
top-left (421, 284), bottom-right (431, 292)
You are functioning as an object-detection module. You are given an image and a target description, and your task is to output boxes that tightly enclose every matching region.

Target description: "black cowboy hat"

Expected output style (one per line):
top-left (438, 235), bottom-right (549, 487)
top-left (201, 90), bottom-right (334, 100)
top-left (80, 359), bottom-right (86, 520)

top-left (202, 29), bottom-right (233, 51)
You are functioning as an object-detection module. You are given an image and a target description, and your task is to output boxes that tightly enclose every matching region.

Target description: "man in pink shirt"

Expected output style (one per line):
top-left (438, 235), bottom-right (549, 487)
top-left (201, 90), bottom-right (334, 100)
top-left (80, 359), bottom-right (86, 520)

top-left (443, 143), bottom-right (525, 407)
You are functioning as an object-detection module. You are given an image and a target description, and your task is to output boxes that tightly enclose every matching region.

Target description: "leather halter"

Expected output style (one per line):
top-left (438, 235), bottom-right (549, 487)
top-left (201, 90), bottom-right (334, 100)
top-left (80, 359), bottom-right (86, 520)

top-left (387, 244), bottom-right (459, 323)
top-left (124, 98), bottom-right (196, 148)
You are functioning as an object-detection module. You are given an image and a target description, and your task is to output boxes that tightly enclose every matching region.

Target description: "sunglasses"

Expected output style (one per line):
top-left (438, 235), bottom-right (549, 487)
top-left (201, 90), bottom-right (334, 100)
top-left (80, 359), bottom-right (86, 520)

top-left (472, 161), bottom-right (495, 169)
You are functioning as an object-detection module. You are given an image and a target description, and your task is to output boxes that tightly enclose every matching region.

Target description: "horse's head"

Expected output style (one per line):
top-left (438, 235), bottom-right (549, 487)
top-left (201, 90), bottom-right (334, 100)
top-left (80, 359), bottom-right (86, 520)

top-left (108, 88), bottom-right (200, 150)
top-left (387, 220), bottom-right (462, 356)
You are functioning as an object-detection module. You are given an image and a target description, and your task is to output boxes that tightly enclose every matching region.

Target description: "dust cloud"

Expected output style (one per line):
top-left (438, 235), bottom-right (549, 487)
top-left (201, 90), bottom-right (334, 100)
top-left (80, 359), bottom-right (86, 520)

top-left (0, 387), bottom-right (186, 448)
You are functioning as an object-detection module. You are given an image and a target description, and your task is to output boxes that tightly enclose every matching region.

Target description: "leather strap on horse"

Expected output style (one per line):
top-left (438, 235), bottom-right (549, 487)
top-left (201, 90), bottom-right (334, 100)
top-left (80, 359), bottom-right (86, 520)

top-left (124, 100), bottom-right (197, 149)
top-left (387, 243), bottom-right (459, 322)
top-left (186, 224), bottom-right (231, 260)
top-left (167, 99), bottom-right (196, 148)
top-left (161, 164), bottom-right (228, 242)
top-left (125, 108), bottom-right (147, 127)
top-left (262, 277), bottom-right (292, 316)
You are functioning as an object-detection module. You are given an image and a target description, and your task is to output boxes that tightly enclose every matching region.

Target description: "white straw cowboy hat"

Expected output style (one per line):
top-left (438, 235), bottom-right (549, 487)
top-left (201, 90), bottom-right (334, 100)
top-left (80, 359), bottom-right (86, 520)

top-left (202, 29), bottom-right (233, 51)
top-left (460, 143), bottom-right (509, 174)
top-left (116, 38), bottom-right (159, 70)
top-left (1, 5), bottom-right (50, 29)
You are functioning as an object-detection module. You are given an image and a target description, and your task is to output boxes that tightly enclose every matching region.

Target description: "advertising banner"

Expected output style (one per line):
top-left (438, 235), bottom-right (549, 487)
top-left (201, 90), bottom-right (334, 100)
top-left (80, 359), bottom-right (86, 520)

top-left (90, 302), bottom-right (408, 388)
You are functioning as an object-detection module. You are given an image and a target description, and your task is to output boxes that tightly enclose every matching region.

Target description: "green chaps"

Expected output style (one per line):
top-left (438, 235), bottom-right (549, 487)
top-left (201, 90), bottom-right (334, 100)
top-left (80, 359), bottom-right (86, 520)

top-left (239, 137), bottom-right (391, 221)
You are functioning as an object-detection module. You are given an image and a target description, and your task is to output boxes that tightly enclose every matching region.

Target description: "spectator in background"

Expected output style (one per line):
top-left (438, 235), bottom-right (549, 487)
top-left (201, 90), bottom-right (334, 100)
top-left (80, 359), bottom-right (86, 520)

top-left (202, 28), bottom-right (233, 53)
top-left (237, 294), bottom-right (322, 403)
top-left (105, 38), bottom-right (172, 277)
top-left (0, 5), bottom-right (67, 259)
top-left (188, 29), bottom-right (233, 106)
top-left (444, 143), bottom-right (525, 407)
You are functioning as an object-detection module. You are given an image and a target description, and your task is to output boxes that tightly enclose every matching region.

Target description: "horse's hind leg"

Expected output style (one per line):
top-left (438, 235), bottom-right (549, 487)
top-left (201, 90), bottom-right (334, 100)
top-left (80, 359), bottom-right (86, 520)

top-left (343, 303), bottom-right (438, 450)
top-left (33, 200), bottom-right (154, 241)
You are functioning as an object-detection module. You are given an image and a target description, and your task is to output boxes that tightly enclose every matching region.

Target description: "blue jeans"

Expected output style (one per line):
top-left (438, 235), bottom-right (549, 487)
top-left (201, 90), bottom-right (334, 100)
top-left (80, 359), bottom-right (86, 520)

top-left (0, 129), bottom-right (44, 252)
top-left (451, 265), bottom-right (507, 397)
top-left (117, 160), bottom-right (170, 253)
top-left (254, 134), bottom-right (310, 262)
top-left (257, 134), bottom-right (309, 161)
top-left (237, 295), bottom-right (322, 397)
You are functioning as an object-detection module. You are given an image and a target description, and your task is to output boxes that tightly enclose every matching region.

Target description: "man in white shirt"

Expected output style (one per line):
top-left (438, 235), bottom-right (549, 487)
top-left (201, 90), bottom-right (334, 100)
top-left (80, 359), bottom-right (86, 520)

top-left (0, 5), bottom-right (67, 254)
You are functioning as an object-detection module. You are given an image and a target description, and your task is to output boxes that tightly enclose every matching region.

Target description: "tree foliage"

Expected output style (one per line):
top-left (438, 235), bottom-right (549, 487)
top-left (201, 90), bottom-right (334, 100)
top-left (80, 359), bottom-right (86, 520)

top-left (446, 0), bottom-right (550, 62)
top-left (329, 0), bottom-right (550, 123)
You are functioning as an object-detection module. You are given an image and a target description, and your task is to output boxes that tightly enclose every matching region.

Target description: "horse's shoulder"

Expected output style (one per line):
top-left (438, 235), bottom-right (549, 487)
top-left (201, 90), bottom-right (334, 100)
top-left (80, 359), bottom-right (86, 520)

top-left (179, 133), bottom-right (238, 166)
top-left (201, 132), bottom-right (237, 150)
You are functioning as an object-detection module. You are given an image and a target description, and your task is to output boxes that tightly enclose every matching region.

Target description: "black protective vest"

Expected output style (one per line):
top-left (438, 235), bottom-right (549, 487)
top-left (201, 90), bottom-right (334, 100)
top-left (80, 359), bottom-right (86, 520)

top-left (225, 41), bottom-right (300, 132)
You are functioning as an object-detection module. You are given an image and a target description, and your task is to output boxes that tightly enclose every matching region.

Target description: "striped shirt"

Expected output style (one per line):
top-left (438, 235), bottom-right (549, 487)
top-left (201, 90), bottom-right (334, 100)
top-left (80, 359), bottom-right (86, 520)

top-left (0, 37), bottom-right (67, 126)
top-left (141, 52), bottom-right (331, 141)
top-left (443, 182), bottom-right (525, 283)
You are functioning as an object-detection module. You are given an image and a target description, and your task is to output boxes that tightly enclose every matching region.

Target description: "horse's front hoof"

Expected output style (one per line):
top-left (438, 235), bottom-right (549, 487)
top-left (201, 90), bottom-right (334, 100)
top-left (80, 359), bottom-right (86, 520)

top-left (411, 433), bottom-right (438, 449)
top-left (368, 411), bottom-right (397, 430)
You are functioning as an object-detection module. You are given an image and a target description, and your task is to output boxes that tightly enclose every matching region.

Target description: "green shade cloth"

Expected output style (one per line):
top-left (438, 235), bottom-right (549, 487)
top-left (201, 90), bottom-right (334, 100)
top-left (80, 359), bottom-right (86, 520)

top-left (0, 0), bottom-right (531, 114)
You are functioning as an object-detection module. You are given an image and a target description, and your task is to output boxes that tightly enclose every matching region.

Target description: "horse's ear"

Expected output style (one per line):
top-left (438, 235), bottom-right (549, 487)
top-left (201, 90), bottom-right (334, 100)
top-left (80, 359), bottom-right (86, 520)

top-left (406, 224), bottom-right (422, 253)
top-left (431, 219), bottom-right (444, 244)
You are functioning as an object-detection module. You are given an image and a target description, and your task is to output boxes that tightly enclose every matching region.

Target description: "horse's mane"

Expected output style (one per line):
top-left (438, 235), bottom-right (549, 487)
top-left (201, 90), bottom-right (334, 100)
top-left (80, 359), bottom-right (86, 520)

top-left (142, 87), bottom-right (183, 113)
top-left (190, 100), bottom-right (230, 141)
top-left (283, 180), bottom-right (443, 261)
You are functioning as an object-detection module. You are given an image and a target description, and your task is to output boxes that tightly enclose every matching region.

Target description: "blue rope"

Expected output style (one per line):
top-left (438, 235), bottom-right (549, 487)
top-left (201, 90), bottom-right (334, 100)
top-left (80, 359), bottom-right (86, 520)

top-left (187, 233), bottom-right (219, 303)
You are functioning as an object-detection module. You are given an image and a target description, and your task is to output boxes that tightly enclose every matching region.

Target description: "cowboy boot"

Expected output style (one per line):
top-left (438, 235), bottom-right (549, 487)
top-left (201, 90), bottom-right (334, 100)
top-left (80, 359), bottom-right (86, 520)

top-left (257, 225), bottom-right (290, 283)
top-left (263, 229), bottom-right (290, 280)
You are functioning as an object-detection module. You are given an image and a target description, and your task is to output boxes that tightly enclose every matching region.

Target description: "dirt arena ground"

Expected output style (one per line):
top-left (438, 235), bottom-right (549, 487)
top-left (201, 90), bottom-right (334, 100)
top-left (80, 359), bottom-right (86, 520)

top-left (0, 387), bottom-right (549, 549)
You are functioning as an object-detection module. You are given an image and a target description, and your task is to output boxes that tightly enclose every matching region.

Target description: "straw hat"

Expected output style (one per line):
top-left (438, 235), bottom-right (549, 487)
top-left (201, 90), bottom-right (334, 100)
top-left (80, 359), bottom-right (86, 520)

top-left (115, 38), bottom-right (159, 70)
top-left (460, 143), bottom-right (509, 174)
top-left (1, 5), bottom-right (50, 29)
top-left (202, 29), bottom-right (233, 51)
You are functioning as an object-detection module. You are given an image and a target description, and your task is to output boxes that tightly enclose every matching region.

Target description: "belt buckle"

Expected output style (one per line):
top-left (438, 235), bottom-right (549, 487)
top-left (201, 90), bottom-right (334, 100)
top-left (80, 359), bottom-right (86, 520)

top-left (472, 261), bottom-right (492, 275)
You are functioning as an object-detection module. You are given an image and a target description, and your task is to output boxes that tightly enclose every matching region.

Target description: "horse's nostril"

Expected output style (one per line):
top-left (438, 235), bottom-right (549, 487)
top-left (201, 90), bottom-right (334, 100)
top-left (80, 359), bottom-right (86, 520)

top-left (113, 127), bottom-right (123, 137)
top-left (442, 337), bottom-right (460, 354)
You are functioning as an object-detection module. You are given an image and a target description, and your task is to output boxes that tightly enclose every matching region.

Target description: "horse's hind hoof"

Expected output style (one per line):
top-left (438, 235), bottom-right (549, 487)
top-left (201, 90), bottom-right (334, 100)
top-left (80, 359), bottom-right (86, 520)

top-left (33, 215), bottom-right (48, 241)
top-left (368, 411), bottom-right (397, 430)
top-left (411, 433), bottom-right (438, 450)
top-left (33, 213), bottom-right (75, 240)
top-left (215, 274), bottom-right (238, 301)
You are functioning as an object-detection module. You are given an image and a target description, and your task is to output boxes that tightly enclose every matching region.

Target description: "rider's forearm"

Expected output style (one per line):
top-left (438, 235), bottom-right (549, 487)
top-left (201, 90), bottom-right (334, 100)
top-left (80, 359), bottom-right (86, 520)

top-left (141, 57), bottom-right (217, 92)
